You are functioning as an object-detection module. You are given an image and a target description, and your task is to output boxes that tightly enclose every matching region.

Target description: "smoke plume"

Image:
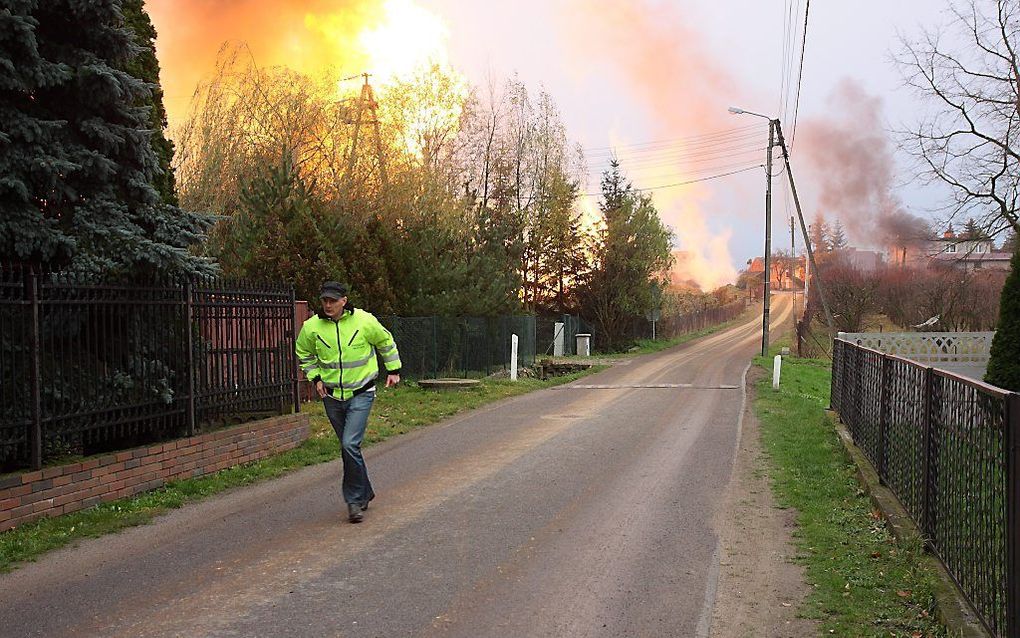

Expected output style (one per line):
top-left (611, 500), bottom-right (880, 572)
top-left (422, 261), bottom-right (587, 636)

top-left (561, 0), bottom-right (741, 290)
top-left (797, 79), bottom-right (921, 249)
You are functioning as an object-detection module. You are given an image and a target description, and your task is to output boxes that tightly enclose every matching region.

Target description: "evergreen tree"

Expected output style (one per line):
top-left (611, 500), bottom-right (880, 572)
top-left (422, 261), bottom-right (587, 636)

top-left (830, 218), bottom-right (849, 250)
top-left (581, 161), bottom-right (673, 349)
top-left (213, 149), bottom-right (325, 302)
top-left (0, 0), bottom-right (213, 276)
top-left (962, 217), bottom-right (983, 240)
top-left (809, 213), bottom-right (831, 254)
top-left (986, 249), bottom-right (1020, 391)
top-left (120, 0), bottom-right (177, 206)
top-left (1003, 228), bottom-right (1018, 254)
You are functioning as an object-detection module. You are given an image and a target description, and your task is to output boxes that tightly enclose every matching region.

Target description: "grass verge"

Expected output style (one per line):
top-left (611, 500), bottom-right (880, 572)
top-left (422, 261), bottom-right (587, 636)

top-left (0, 370), bottom-right (597, 573)
top-left (754, 349), bottom-right (948, 637)
top-left (582, 307), bottom-right (758, 358)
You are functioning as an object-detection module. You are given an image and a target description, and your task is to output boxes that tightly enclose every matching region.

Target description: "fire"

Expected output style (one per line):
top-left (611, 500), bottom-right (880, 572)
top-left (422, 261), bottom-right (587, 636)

top-left (357, 0), bottom-right (451, 83)
top-left (305, 0), bottom-right (467, 157)
top-left (147, 0), bottom-right (466, 159)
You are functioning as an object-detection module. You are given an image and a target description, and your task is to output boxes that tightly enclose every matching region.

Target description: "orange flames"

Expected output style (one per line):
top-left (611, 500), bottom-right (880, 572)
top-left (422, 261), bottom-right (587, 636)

top-left (563, 0), bottom-right (742, 290)
top-left (148, 0), bottom-right (467, 156)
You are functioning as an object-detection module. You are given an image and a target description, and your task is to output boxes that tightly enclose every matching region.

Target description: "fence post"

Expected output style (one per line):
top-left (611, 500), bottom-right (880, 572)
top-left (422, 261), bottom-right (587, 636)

top-left (510, 334), bottom-right (518, 381)
top-left (1007, 393), bottom-right (1020, 638)
top-left (920, 366), bottom-right (935, 540)
top-left (185, 282), bottom-right (196, 437)
top-left (830, 339), bottom-right (840, 412)
top-left (877, 355), bottom-right (891, 484)
top-left (27, 270), bottom-right (42, 470)
top-left (289, 285), bottom-right (299, 414)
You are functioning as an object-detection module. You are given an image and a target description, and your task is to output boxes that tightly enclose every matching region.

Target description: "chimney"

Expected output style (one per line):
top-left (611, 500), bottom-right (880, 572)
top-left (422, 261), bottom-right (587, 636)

top-left (943, 224), bottom-right (955, 239)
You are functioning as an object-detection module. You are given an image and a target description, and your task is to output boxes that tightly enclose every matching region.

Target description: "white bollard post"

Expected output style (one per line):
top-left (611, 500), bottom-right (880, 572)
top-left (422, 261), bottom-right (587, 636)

top-left (773, 354), bottom-right (782, 390)
top-left (510, 334), bottom-right (519, 381)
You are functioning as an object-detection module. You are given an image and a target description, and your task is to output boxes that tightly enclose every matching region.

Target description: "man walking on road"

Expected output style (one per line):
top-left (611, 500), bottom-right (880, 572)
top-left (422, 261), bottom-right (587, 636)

top-left (296, 282), bottom-right (401, 523)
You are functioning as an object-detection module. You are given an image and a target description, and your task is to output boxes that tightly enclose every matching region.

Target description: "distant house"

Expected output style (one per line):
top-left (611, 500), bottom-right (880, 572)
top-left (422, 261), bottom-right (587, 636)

top-left (835, 247), bottom-right (883, 271)
top-left (889, 226), bottom-right (1012, 272)
top-left (745, 255), bottom-right (805, 290)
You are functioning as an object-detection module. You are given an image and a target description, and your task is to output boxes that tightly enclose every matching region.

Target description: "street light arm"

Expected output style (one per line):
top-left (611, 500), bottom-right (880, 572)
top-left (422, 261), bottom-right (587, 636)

top-left (728, 106), bottom-right (773, 121)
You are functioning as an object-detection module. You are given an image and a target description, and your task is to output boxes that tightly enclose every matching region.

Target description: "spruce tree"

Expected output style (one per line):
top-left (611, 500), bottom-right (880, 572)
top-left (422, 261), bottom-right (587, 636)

top-left (986, 249), bottom-right (1020, 391)
top-left (962, 217), bottom-right (982, 240)
top-left (830, 219), bottom-right (849, 250)
top-left (120, 0), bottom-right (177, 206)
top-left (0, 0), bottom-right (213, 276)
top-left (581, 161), bottom-right (673, 349)
top-left (809, 213), bottom-right (831, 255)
top-left (1003, 228), bottom-right (1017, 254)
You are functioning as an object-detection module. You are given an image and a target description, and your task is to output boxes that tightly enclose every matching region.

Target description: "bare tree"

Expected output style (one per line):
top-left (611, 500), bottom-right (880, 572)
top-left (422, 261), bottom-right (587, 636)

top-left (824, 264), bottom-right (880, 332)
top-left (897, 0), bottom-right (1020, 239)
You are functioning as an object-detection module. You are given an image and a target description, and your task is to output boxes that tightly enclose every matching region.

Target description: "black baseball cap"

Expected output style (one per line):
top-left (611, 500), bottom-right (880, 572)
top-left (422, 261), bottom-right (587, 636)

top-left (319, 282), bottom-right (348, 300)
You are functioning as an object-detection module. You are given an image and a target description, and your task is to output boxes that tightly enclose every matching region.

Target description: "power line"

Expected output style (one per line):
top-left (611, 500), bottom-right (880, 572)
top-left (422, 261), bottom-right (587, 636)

top-left (788, 0), bottom-right (811, 148)
top-left (581, 125), bottom-right (760, 155)
top-left (582, 164), bottom-right (764, 197)
top-left (779, 0), bottom-right (800, 123)
top-left (585, 156), bottom-right (771, 181)
top-left (585, 143), bottom-right (768, 171)
top-left (584, 132), bottom-right (764, 161)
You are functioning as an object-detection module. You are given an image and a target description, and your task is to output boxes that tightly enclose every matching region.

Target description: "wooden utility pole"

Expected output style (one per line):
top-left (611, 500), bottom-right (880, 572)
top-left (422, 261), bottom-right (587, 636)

top-left (774, 120), bottom-right (835, 335)
top-left (761, 120), bottom-right (774, 357)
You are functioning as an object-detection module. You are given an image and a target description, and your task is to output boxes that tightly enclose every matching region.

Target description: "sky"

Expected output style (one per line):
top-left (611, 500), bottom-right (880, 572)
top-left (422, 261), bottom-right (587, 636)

top-left (148, 0), bottom-right (951, 290)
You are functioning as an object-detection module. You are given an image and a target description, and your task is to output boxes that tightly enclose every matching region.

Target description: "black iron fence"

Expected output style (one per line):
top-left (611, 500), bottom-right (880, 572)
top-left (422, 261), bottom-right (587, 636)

top-left (831, 338), bottom-right (1020, 638)
top-left (0, 267), bottom-right (297, 471)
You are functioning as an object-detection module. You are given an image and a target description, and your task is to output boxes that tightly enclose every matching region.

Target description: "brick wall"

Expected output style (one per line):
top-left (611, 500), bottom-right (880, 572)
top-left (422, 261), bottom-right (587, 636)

top-left (0, 413), bottom-right (309, 533)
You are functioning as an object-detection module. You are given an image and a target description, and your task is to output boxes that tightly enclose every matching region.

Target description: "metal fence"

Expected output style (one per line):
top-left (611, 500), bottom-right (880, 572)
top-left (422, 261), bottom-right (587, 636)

top-left (655, 301), bottom-right (746, 339)
top-left (377, 315), bottom-right (536, 379)
top-left (832, 338), bottom-right (1020, 638)
top-left (536, 315), bottom-right (592, 356)
top-left (0, 267), bottom-right (297, 471)
top-left (616, 301), bottom-right (747, 345)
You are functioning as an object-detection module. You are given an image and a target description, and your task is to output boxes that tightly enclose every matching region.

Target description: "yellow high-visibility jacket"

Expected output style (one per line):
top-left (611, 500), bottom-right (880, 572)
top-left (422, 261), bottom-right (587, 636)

top-left (295, 305), bottom-right (401, 400)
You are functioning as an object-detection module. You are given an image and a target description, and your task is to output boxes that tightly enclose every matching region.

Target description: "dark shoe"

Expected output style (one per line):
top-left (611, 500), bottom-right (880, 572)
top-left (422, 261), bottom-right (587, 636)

top-left (347, 503), bottom-right (364, 523)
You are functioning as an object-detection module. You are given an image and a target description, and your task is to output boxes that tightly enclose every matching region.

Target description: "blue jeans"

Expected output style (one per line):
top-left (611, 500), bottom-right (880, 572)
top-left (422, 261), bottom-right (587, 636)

top-left (323, 391), bottom-right (376, 506)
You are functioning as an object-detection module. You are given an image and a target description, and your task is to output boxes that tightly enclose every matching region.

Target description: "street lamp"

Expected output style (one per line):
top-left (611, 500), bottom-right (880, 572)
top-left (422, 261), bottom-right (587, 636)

top-left (729, 106), bottom-right (778, 357)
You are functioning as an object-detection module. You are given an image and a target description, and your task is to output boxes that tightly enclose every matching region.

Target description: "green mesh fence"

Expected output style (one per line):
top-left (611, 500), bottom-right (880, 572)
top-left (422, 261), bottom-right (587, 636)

top-left (537, 315), bottom-right (593, 356)
top-left (378, 315), bottom-right (537, 379)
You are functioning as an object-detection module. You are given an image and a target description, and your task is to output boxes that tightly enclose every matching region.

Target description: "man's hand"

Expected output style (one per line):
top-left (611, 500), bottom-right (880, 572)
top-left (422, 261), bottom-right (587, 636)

top-left (385, 374), bottom-right (400, 388)
top-left (315, 380), bottom-right (327, 398)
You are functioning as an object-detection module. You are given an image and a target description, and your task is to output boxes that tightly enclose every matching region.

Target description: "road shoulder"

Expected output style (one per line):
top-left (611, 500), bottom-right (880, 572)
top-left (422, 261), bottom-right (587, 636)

top-left (708, 366), bottom-right (817, 637)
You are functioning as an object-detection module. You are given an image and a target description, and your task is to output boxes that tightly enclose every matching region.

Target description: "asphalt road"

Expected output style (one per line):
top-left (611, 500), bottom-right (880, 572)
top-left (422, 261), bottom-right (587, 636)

top-left (0, 296), bottom-right (792, 638)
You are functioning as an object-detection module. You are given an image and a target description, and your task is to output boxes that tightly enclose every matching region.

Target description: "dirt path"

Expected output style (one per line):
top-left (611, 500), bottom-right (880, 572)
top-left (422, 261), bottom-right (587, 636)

top-left (708, 366), bottom-right (818, 637)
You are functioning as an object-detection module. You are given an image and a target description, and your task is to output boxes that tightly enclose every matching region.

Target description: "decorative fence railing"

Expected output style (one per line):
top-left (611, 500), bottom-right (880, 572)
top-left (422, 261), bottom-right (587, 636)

top-left (831, 337), bottom-right (1020, 638)
top-left (838, 331), bottom-right (996, 365)
top-left (0, 267), bottom-right (297, 471)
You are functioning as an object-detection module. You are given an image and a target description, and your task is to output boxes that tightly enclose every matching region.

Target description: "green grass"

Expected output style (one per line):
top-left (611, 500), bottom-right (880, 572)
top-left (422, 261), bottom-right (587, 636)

top-left (0, 370), bottom-right (597, 573)
top-left (755, 349), bottom-right (948, 637)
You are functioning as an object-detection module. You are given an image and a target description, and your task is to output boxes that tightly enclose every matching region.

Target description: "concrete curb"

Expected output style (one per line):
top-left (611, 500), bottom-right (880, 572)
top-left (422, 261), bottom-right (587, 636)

top-left (830, 414), bottom-right (990, 638)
